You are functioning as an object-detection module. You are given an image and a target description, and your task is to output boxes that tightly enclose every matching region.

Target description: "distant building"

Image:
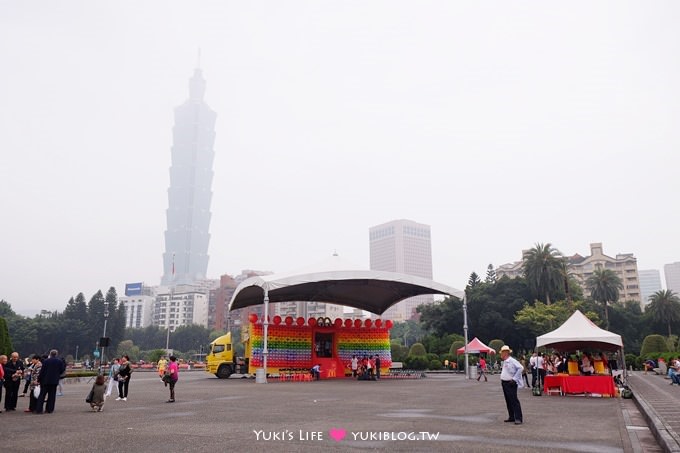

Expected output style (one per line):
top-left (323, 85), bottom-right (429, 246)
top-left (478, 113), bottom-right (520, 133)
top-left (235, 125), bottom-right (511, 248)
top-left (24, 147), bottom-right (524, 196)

top-left (369, 219), bottom-right (434, 322)
top-left (274, 301), bottom-right (344, 320)
top-left (161, 67), bottom-right (217, 286)
top-left (210, 270), bottom-right (272, 331)
top-left (153, 284), bottom-right (209, 331)
top-left (664, 262), bottom-right (680, 294)
top-left (639, 269), bottom-right (663, 308)
top-left (496, 242), bottom-right (641, 307)
top-left (120, 285), bottom-right (156, 328)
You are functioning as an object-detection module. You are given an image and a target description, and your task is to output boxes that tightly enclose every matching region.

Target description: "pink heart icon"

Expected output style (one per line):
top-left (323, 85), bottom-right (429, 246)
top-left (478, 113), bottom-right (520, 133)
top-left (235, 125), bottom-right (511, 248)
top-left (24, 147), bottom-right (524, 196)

top-left (329, 428), bottom-right (347, 442)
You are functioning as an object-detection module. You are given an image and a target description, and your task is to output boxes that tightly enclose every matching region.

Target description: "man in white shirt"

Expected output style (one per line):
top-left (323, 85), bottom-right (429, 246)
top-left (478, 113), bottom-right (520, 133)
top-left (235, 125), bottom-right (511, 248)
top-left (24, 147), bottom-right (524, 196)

top-left (499, 345), bottom-right (524, 425)
top-left (529, 352), bottom-right (538, 388)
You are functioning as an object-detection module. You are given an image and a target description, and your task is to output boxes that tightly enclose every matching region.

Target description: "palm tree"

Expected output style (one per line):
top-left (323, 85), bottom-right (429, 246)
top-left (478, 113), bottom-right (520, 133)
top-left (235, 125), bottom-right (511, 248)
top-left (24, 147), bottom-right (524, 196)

top-left (522, 243), bottom-right (564, 305)
top-left (647, 290), bottom-right (680, 337)
top-left (585, 267), bottom-right (623, 330)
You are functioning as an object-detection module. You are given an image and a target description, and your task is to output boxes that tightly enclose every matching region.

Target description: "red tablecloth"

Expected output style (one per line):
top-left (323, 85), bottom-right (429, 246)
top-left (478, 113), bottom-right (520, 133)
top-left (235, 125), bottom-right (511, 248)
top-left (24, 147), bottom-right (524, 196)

top-left (544, 375), bottom-right (616, 397)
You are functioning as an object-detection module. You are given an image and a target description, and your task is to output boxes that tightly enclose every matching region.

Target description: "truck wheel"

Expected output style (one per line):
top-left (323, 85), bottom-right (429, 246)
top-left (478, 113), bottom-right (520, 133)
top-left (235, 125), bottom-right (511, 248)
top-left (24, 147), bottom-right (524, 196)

top-left (217, 365), bottom-right (232, 379)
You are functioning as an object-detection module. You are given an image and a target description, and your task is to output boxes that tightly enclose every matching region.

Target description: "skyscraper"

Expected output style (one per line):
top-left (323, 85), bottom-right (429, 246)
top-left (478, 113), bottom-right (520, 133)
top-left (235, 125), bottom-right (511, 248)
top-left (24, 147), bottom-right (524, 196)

top-left (161, 68), bottom-right (217, 286)
top-left (369, 219), bottom-right (434, 322)
top-left (638, 269), bottom-right (662, 309)
top-left (665, 262), bottom-right (680, 294)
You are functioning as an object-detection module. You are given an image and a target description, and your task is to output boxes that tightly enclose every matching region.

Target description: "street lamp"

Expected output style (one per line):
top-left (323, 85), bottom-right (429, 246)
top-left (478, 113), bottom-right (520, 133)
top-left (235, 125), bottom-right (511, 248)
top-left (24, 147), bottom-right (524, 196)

top-left (100, 300), bottom-right (109, 374)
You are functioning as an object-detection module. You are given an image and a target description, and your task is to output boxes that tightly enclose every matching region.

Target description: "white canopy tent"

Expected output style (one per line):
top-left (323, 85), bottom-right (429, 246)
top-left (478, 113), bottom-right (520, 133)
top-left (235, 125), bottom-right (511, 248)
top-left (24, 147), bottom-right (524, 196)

top-left (536, 310), bottom-right (626, 376)
top-left (228, 254), bottom-right (464, 382)
top-left (536, 310), bottom-right (623, 351)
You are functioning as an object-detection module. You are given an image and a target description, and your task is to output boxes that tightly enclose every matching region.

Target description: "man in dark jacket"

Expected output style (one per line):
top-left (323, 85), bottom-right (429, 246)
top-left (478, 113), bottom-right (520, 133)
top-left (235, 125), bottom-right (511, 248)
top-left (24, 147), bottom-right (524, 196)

top-left (3, 352), bottom-right (25, 411)
top-left (36, 349), bottom-right (65, 414)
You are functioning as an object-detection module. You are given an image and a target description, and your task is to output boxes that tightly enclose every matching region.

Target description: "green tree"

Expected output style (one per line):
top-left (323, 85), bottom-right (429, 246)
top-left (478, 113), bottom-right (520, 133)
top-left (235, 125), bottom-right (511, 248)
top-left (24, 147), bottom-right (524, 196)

top-left (390, 341), bottom-right (408, 362)
top-left (0, 300), bottom-right (19, 320)
top-left (585, 267), bottom-right (623, 330)
top-left (0, 317), bottom-right (13, 355)
top-left (63, 293), bottom-right (88, 322)
top-left (467, 272), bottom-right (482, 288)
top-left (515, 300), bottom-right (599, 337)
top-left (485, 264), bottom-right (497, 284)
top-left (647, 290), bottom-right (680, 337)
top-left (408, 342), bottom-right (427, 356)
top-left (522, 242), bottom-right (564, 305)
top-left (417, 296), bottom-right (464, 338)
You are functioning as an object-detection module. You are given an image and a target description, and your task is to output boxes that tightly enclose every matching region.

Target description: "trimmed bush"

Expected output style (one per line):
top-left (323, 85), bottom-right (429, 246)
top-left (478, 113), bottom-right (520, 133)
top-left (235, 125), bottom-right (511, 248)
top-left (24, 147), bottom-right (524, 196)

top-left (409, 343), bottom-right (427, 357)
top-left (429, 359), bottom-right (442, 370)
top-left (450, 341), bottom-right (464, 356)
top-left (404, 355), bottom-right (429, 370)
top-left (640, 334), bottom-right (669, 358)
top-left (489, 339), bottom-right (504, 353)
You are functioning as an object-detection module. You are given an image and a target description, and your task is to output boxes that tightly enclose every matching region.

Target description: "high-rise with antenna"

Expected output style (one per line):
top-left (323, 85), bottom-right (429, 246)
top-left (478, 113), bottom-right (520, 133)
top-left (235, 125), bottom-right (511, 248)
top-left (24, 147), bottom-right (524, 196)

top-left (161, 65), bottom-right (217, 286)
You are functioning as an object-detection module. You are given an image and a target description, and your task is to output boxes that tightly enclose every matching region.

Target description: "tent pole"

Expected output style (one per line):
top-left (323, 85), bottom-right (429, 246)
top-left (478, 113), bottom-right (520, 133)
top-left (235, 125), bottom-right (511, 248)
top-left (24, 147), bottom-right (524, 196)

top-left (262, 289), bottom-right (269, 384)
top-left (463, 296), bottom-right (470, 379)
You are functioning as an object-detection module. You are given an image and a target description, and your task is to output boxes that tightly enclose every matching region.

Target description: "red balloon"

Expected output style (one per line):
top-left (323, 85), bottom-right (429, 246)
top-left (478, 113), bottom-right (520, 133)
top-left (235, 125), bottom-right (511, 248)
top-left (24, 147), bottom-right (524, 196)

top-left (334, 318), bottom-right (343, 328)
top-left (364, 319), bottom-right (373, 328)
top-left (385, 320), bottom-right (393, 329)
top-left (308, 317), bottom-right (317, 327)
top-left (273, 315), bottom-right (282, 325)
top-left (374, 319), bottom-right (382, 328)
top-left (285, 316), bottom-right (294, 326)
top-left (344, 318), bottom-right (353, 328)
top-left (248, 313), bottom-right (258, 323)
top-left (354, 319), bottom-right (362, 328)
top-left (296, 317), bottom-right (305, 326)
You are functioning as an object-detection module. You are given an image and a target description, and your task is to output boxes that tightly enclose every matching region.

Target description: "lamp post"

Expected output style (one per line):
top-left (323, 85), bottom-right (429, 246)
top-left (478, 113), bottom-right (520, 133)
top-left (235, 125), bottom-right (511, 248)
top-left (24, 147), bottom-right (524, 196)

top-left (463, 295), bottom-right (470, 379)
top-left (100, 300), bottom-right (109, 375)
top-left (75, 345), bottom-right (79, 362)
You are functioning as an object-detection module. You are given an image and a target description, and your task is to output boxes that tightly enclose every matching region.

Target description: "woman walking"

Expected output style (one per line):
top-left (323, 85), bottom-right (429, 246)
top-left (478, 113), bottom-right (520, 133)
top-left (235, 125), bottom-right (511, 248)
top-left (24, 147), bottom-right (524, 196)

top-left (166, 356), bottom-right (179, 403)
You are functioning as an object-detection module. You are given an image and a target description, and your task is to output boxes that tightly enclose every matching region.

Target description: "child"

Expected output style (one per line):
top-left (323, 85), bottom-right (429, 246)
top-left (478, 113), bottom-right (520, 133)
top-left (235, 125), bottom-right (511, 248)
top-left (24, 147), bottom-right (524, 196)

top-left (89, 374), bottom-right (107, 412)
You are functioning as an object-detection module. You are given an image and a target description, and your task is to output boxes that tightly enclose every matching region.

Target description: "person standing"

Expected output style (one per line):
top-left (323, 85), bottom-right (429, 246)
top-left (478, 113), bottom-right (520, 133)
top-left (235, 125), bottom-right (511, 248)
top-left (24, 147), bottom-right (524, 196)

top-left (36, 349), bottom-right (65, 414)
top-left (26, 355), bottom-right (42, 413)
top-left (116, 355), bottom-right (132, 401)
top-left (4, 352), bottom-right (25, 411)
top-left (157, 356), bottom-right (168, 380)
top-left (477, 356), bottom-right (488, 382)
top-left (375, 355), bottom-right (381, 380)
top-left (0, 354), bottom-right (6, 413)
top-left (499, 345), bottom-right (524, 425)
top-left (350, 355), bottom-right (358, 378)
top-left (529, 351), bottom-right (538, 388)
top-left (166, 355), bottom-right (179, 402)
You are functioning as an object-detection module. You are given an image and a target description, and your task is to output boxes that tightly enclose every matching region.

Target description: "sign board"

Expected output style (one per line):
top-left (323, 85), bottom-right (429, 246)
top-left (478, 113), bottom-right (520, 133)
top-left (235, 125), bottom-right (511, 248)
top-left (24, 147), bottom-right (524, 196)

top-left (125, 282), bottom-right (143, 296)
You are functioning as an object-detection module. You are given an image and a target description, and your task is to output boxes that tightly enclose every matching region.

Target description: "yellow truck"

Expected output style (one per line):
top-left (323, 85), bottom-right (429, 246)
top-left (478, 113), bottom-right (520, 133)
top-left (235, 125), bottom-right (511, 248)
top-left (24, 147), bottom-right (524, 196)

top-left (206, 315), bottom-right (392, 379)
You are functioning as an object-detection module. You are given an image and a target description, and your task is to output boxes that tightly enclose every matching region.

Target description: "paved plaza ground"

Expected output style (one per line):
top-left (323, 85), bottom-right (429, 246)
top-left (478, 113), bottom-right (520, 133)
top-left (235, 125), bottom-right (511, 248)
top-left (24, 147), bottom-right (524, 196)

top-left (0, 371), bottom-right (661, 452)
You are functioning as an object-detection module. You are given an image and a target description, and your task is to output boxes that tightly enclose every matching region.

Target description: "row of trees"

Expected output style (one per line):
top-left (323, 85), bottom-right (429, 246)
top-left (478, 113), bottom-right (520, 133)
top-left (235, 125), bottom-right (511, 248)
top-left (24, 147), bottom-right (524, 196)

top-left (390, 243), bottom-right (680, 360)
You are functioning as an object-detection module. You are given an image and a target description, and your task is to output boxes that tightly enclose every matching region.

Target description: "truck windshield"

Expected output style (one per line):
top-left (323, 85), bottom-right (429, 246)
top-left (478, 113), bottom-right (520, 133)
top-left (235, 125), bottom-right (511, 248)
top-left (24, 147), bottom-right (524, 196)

top-left (212, 344), bottom-right (225, 354)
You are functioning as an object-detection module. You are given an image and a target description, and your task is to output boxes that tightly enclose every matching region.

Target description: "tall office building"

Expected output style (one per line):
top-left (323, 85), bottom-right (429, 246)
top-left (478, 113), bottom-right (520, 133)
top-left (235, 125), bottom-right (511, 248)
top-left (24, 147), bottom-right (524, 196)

top-left (665, 262), bottom-right (680, 294)
top-left (639, 269), bottom-right (663, 309)
top-left (369, 219), bottom-right (433, 322)
top-left (161, 67), bottom-right (217, 286)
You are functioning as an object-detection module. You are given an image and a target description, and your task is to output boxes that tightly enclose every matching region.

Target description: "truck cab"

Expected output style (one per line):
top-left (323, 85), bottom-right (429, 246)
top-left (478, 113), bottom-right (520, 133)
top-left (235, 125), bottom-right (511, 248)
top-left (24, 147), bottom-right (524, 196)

top-left (206, 332), bottom-right (237, 379)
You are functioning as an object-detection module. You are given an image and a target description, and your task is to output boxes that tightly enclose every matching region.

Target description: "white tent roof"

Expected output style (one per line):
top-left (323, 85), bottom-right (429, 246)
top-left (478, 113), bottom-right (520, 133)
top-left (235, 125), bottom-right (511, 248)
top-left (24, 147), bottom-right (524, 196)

top-left (229, 254), bottom-right (464, 315)
top-left (535, 310), bottom-right (623, 351)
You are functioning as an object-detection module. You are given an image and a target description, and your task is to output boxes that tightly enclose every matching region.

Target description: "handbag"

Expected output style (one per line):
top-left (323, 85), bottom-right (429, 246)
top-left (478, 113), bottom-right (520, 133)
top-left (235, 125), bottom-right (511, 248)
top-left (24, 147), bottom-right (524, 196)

top-left (33, 385), bottom-right (41, 399)
top-left (86, 388), bottom-right (94, 403)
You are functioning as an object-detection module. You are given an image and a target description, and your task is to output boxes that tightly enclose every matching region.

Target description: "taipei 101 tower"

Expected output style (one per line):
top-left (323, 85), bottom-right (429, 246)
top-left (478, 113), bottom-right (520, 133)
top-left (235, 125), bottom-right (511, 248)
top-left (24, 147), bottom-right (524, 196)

top-left (161, 67), bottom-right (217, 286)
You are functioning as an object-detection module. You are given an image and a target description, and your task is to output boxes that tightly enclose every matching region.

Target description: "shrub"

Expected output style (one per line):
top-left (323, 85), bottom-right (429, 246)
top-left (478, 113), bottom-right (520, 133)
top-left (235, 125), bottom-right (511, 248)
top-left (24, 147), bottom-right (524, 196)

top-left (409, 343), bottom-right (427, 357)
top-left (426, 353), bottom-right (439, 363)
top-left (404, 356), bottom-right (429, 370)
top-left (429, 359), bottom-right (442, 370)
top-left (488, 339), bottom-right (505, 353)
top-left (625, 354), bottom-right (640, 371)
top-left (391, 342), bottom-right (407, 362)
top-left (450, 341), bottom-right (464, 356)
top-left (640, 335), bottom-right (669, 357)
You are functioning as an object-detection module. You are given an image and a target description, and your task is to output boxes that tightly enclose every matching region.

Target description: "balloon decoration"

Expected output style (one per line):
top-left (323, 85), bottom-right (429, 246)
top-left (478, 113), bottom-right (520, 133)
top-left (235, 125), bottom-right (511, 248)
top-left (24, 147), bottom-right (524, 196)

top-left (247, 318), bottom-right (393, 374)
top-left (248, 313), bottom-right (258, 323)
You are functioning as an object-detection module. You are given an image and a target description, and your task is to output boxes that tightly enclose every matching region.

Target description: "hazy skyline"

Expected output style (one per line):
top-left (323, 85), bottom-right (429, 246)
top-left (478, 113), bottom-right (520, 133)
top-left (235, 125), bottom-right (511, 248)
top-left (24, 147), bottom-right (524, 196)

top-left (2, 2), bottom-right (679, 316)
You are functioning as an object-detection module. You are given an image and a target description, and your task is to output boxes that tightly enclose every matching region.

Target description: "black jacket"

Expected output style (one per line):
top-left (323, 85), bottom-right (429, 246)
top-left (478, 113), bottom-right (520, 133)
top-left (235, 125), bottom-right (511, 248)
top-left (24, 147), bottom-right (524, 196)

top-left (38, 356), bottom-right (65, 386)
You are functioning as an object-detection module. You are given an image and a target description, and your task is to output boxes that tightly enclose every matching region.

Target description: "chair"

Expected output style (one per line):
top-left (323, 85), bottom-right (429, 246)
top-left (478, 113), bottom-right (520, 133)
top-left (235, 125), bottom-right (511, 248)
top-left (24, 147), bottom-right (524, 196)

top-left (567, 361), bottom-right (579, 376)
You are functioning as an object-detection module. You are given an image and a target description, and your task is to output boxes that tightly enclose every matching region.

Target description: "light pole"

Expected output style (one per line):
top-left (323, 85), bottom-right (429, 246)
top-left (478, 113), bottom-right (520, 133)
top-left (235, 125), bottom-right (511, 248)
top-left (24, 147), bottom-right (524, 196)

top-left (76, 345), bottom-right (79, 362)
top-left (463, 295), bottom-right (470, 379)
top-left (100, 300), bottom-right (109, 374)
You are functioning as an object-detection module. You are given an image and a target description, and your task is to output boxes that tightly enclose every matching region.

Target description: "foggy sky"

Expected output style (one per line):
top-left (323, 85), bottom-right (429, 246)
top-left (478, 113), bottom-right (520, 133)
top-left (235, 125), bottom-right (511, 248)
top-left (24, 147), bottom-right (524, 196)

top-left (1, 1), bottom-right (679, 316)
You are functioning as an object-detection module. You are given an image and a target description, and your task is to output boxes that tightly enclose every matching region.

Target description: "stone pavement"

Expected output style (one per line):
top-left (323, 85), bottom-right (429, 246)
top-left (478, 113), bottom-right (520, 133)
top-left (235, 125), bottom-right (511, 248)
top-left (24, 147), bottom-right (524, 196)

top-left (629, 370), bottom-right (680, 452)
top-left (0, 371), bottom-right (663, 452)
